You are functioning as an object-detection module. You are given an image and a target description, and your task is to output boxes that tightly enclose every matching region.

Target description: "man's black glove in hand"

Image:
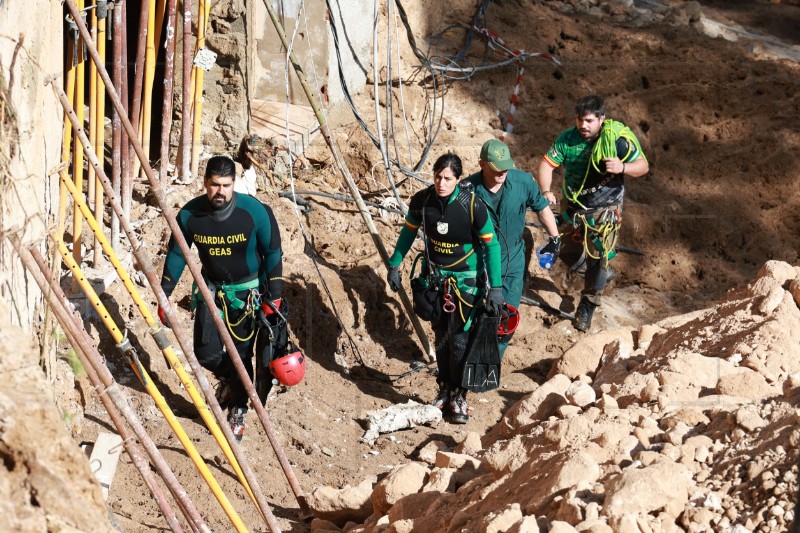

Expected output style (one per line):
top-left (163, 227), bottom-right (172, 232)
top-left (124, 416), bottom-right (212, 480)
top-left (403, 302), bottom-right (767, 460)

top-left (485, 287), bottom-right (505, 316)
top-left (387, 266), bottom-right (402, 292)
top-left (542, 235), bottom-right (561, 256)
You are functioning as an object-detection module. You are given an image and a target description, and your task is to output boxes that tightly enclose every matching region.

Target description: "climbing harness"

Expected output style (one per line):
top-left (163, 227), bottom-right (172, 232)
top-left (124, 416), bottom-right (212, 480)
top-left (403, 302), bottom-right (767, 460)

top-left (409, 187), bottom-right (488, 327)
top-left (563, 208), bottom-right (621, 262)
top-left (191, 276), bottom-right (267, 343)
top-left (442, 278), bottom-right (456, 313)
top-left (219, 288), bottom-right (260, 342)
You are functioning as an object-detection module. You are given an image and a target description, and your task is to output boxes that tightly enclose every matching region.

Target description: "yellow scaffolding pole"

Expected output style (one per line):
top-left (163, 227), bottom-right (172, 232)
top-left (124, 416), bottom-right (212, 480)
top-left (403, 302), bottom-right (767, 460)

top-left (50, 68), bottom-right (279, 530)
top-left (190, 0), bottom-right (211, 178)
top-left (88, 6), bottom-right (98, 208)
top-left (72, 0), bottom-right (86, 278)
top-left (93, 10), bottom-right (107, 266)
top-left (134, 0), bottom-right (165, 180)
top-left (58, 172), bottom-right (260, 512)
top-left (53, 236), bottom-right (249, 532)
top-left (58, 42), bottom-right (77, 239)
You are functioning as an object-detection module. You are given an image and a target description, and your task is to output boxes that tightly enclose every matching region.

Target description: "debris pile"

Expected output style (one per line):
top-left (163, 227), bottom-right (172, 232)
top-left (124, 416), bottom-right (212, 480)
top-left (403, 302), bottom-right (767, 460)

top-left (308, 261), bottom-right (800, 532)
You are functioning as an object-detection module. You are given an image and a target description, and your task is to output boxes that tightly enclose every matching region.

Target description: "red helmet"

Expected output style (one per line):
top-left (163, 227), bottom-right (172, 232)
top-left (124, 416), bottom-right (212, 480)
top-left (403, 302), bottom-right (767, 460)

top-left (269, 346), bottom-right (306, 386)
top-left (498, 304), bottom-right (520, 336)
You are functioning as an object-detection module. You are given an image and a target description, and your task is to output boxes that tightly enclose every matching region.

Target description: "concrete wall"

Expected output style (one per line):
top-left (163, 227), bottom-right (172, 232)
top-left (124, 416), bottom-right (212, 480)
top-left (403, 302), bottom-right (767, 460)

top-left (250, 0), bottom-right (370, 106)
top-left (324, 0), bottom-right (371, 107)
top-left (0, 0), bottom-right (63, 328)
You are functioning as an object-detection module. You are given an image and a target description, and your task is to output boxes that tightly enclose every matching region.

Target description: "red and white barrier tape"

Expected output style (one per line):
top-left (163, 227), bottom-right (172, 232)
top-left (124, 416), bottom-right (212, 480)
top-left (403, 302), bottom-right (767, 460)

top-left (471, 25), bottom-right (561, 141)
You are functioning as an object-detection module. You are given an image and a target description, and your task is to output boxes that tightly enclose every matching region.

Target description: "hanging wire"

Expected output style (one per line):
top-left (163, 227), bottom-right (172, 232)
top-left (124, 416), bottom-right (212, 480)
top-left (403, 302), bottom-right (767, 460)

top-left (326, 0), bottom-right (442, 186)
top-left (391, 0), bottom-right (415, 167)
top-left (281, 0), bottom-right (395, 380)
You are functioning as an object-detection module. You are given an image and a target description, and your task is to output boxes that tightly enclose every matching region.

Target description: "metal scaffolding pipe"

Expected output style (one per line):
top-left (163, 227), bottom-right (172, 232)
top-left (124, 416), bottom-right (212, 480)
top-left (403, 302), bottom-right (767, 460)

top-left (71, 0), bottom-right (86, 289)
top-left (110, 0), bottom-right (123, 249)
top-left (138, 0), bottom-right (165, 181)
top-left (58, 170), bottom-right (278, 529)
top-left (62, 0), bottom-right (312, 515)
top-left (49, 79), bottom-right (281, 531)
top-left (158, 0), bottom-right (178, 183)
top-left (52, 235), bottom-right (248, 532)
top-left (8, 236), bottom-right (207, 532)
top-left (23, 244), bottom-right (185, 533)
top-left (88, 6), bottom-right (98, 209)
top-left (179, 0), bottom-right (193, 182)
top-left (126, 0), bottom-right (150, 220)
top-left (93, 6), bottom-right (108, 265)
top-left (189, 0), bottom-right (211, 179)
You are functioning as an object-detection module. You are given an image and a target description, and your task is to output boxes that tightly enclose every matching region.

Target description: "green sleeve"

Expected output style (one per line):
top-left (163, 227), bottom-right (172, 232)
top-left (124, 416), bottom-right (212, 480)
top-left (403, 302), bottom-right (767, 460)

top-left (476, 217), bottom-right (502, 288)
top-left (524, 172), bottom-right (550, 212)
top-left (388, 224), bottom-right (418, 267)
top-left (160, 209), bottom-right (192, 298)
top-left (256, 203), bottom-right (283, 299)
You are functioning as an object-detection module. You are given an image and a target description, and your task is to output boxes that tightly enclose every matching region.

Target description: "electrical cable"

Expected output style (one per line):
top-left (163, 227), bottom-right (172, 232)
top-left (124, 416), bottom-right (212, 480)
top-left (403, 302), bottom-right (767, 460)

top-left (326, 0), bottom-right (442, 185)
top-left (281, 1), bottom-right (396, 383)
top-left (392, 1), bottom-right (415, 167)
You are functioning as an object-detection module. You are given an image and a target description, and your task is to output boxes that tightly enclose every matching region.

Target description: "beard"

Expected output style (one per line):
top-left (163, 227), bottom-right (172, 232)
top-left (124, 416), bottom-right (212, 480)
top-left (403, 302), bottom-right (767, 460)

top-left (210, 195), bottom-right (230, 210)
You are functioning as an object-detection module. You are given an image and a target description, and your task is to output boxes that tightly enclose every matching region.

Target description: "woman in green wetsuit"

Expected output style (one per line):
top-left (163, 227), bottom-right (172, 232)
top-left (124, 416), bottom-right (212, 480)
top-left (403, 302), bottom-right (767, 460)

top-left (386, 153), bottom-right (504, 424)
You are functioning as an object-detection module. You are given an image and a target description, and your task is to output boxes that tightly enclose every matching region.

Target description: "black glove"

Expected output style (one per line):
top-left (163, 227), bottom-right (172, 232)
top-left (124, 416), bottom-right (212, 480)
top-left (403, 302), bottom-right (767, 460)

top-left (485, 287), bottom-right (504, 316)
top-left (541, 235), bottom-right (561, 256)
top-left (387, 266), bottom-right (402, 292)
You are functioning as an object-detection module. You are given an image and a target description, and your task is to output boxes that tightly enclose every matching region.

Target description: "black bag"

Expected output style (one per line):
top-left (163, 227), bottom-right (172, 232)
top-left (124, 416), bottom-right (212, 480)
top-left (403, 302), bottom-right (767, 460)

top-left (254, 300), bottom-right (290, 405)
top-left (461, 313), bottom-right (501, 392)
top-left (410, 276), bottom-right (442, 322)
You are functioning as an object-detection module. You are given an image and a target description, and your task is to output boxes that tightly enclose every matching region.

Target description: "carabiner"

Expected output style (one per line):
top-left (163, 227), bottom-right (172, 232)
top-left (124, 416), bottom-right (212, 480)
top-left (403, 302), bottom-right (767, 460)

top-left (442, 278), bottom-right (456, 313)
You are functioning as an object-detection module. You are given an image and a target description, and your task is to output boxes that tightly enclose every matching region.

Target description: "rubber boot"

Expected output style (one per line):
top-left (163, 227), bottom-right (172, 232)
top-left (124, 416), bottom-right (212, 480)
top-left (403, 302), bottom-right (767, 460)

top-left (574, 297), bottom-right (597, 332)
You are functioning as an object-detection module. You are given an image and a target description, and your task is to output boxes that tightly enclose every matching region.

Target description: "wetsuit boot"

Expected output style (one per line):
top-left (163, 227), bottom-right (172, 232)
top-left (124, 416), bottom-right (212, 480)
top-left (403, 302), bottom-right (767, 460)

top-left (431, 382), bottom-right (451, 410)
top-left (575, 297), bottom-right (598, 332)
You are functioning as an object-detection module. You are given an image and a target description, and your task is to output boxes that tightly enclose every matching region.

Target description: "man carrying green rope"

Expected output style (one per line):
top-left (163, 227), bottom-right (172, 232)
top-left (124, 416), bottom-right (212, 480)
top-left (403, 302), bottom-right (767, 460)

top-left (159, 155), bottom-right (285, 441)
top-left (537, 95), bottom-right (649, 332)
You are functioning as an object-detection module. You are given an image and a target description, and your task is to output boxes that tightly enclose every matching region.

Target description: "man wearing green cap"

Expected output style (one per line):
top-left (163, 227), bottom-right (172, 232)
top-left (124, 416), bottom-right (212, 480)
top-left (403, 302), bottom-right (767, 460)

top-left (463, 139), bottom-right (561, 359)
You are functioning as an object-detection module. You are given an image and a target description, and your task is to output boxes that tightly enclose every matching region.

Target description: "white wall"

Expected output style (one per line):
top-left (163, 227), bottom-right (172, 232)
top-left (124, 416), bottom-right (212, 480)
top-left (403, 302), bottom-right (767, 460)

top-left (325, 0), bottom-right (371, 106)
top-left (250, 0), bottom-right (370, 107)
top-left (0, 0), bottom-right (64, 328)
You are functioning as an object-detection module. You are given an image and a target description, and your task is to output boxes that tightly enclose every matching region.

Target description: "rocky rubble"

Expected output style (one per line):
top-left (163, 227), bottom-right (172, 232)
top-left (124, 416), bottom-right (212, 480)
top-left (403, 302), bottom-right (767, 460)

top-left (307, 261), bottom-right (800, 532)
top-left (0, 303), bottom-right (115, 532)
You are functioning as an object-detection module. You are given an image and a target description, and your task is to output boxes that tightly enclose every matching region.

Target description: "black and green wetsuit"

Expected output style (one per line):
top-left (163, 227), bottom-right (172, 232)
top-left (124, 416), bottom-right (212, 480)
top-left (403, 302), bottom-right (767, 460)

top-left (161, 192), bottom-right (282, 408)
top-left (463, 169), bottom-right (550, 358)
top-left (388, 185), bottom-right (501, 390)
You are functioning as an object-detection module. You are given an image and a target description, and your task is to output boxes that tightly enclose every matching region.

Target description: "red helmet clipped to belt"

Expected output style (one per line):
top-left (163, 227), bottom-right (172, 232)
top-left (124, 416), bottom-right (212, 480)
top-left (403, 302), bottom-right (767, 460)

top-left (498, 303), bottom-right (520, 337)
top-left (270, 343), bottom-right (306, 386)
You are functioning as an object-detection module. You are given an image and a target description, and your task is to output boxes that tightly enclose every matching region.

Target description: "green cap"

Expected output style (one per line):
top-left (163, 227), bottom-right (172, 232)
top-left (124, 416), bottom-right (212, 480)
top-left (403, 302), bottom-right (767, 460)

top-left (480, 139), bottom-right (515, 172)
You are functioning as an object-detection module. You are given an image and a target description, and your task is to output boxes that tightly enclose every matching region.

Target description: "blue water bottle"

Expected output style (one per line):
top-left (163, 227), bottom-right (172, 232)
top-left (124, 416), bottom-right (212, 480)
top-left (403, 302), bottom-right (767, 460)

top-left (536, 245), bottom-right (554, 270)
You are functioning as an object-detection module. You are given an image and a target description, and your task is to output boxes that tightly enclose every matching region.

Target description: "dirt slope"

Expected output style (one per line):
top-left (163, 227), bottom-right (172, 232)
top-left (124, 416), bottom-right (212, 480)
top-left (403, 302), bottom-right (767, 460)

top-left (328, 260), bottom-right (800, 532)
top-left (9, 0), bottom-right (800, 531)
